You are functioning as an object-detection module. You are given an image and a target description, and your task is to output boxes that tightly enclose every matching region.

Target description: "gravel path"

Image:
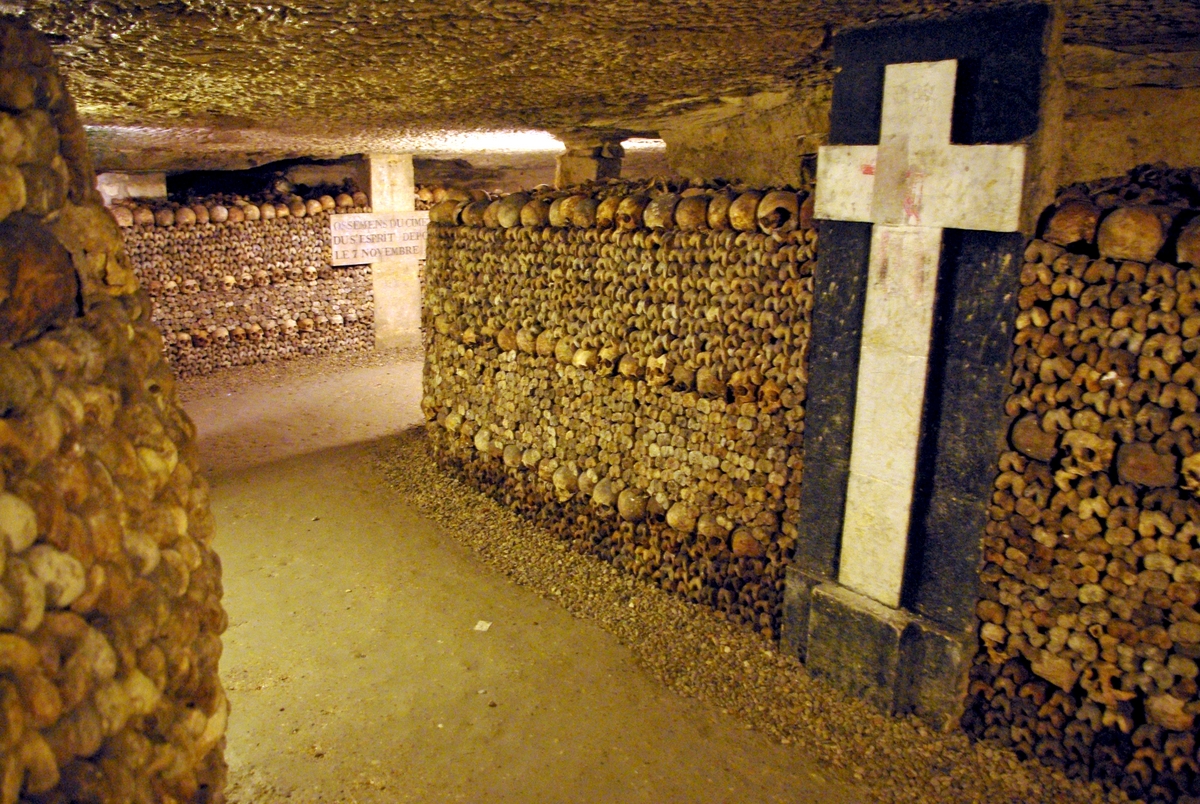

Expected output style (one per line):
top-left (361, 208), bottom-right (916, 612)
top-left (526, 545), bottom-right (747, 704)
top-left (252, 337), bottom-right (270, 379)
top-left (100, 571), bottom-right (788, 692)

top-left (375, 427), bottom-right (1131, 804)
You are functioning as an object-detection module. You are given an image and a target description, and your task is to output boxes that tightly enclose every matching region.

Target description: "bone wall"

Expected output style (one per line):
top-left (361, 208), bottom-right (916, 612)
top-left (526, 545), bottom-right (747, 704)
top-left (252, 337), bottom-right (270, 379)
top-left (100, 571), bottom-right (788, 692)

top-left (120, 208), bottom-right (376, 378)
top-left (0, 20), bottom-right (226, 804)
top-left (422, 181), bottom-right (814, 637)
top-left (965, 165), bottom-right (1200, 803)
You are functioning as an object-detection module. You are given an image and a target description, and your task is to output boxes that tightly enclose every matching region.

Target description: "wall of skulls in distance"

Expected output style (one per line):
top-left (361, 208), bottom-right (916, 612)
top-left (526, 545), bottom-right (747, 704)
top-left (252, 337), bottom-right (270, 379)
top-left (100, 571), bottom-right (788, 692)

top-left (422, 181), bottom-right (814, 637)
top-left (965, 165), bottom-right (1200, 804)
top-left (122, 211), bottom-right (375, 378)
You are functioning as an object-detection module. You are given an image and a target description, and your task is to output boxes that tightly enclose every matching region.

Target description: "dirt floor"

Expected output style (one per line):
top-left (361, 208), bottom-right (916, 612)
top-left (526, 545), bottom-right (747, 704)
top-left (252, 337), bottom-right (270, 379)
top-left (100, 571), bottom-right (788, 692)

top-left (182, 352), bottom-right (867, 803)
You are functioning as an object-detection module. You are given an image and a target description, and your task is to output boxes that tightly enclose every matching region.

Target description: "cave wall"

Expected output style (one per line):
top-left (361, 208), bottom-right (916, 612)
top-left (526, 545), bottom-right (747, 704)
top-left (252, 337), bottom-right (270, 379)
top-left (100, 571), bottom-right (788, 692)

top-left (120, 212), bottom-right (376, 378)
top-left (0, 19), bottom-right (226, 804)
top-left (965, 165), bottom-right (1200, 803)
top-left (421, 184), bottom-right (813, 636)
top-left (660, 45), bottom-right (1200, 190)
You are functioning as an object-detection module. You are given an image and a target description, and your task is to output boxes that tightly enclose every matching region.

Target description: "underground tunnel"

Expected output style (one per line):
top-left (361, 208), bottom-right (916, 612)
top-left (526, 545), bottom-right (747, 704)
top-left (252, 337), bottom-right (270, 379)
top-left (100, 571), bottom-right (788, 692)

top-left (2, 1), bottom-right (1200, 802)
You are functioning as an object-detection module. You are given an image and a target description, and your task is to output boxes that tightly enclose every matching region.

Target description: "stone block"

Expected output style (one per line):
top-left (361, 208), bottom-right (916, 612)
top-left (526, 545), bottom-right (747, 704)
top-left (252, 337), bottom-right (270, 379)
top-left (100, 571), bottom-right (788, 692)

top-left (780, 565), bottom-right (825, 661)
top-left (805, 583), bottom-right (975, 729)
top-left (896, 617), bottom-right (974, 730)
top-left (807, 583), bottom-right (910, 712)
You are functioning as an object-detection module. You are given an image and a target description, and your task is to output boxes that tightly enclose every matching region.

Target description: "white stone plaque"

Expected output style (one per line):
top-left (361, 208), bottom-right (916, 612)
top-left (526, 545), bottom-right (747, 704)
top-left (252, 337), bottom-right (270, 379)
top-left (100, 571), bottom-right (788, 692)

top-left (330, 211), bottom-right (429, 266)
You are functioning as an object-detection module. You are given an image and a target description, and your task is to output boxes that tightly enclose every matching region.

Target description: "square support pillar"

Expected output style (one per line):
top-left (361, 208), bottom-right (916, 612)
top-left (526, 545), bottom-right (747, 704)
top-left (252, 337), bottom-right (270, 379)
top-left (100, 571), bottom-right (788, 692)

top-left (782, 4), bottom-right (1063, 729)
top-left (366, 153), bottom-right (422, 352)
top-left (554, 133), bottom-right (624, 188)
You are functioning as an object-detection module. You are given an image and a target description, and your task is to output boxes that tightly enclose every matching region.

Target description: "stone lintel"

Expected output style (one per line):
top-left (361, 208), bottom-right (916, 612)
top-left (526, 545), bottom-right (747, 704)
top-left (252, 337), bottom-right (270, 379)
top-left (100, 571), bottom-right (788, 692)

top-left (805, 583), bottom-right (974, 730)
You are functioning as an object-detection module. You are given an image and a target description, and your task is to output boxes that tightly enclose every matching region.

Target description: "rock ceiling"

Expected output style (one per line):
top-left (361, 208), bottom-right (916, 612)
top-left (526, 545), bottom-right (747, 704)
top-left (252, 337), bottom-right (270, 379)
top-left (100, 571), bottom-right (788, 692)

top-left (18, 0), bottom-right (1200, 172)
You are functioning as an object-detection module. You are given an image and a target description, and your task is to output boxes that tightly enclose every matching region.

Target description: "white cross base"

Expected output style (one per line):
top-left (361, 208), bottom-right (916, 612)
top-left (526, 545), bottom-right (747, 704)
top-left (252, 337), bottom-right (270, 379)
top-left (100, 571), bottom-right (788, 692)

top-left (814, 59), bottom-right (1026, 609)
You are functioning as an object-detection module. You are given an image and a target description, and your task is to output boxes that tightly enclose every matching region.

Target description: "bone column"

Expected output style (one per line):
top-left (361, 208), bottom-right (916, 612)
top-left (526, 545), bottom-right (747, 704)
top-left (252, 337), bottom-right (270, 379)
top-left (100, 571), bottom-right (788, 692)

top-left (367, 153), bottom-right (420, 350)
top-left (814, 59), bottom-right (1026, 608)
top-left (555, 132), bottom-right (624, 188)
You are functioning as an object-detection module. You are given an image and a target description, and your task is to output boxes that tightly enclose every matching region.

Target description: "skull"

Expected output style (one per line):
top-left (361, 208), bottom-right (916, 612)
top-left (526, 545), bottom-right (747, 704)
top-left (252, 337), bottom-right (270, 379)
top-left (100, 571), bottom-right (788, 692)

top-left (345, 309), bottom-right (359, 324)
top-left (221, 274), bottom-right (237, 292)
top-left (666, 502), bottom-right (699, 533)
top-left (283, 318), bottom-right (297, 337)
top-left (535, 330), bottom-right (556, 357)
top-left (645, 354), bottom-right (674, 387)
top-left (298, 317), bottom-right (315, 333)
top-left (213, 327), bottom-right (230, 345)
top-left (729, 370), bottom-right (758, 405)
top-left (1183, 454), bottom-right (1200, 493)
top-left (516, 328), bottom-right (538, 354)
top-left (315, 315), bottom-right (328, 329)
top-left (239, 272), bottom-right (254, 289)
top-left (263, 320), bottom-right (278, 337)
top-left (254, 270), bottom-right (270, 287)
top-left (571, 348), bottom-right (597, 370)
top-left (1060, 430), bottom-right (1115, 477)
top-left (672, 364), bottom-right (696, 392)
top-left (597, 343), bottom-right (621, 376)
top-left (756, 190), bottom-right (800, 235)
top-left (330, 314), bottom-right (344, 326)
top-left (758, 379), bottom-right (782, 414)
top-left (554, 338), bottom-right (575, 364)
top-left (696, 366), bottom-right (726, 398)
top-left (577, 468), bottom-right (600, 497)
top-left (287, 266), bottom-right (303, 282)
top-left (271, 264), bottom-right (286, 283)
top-left (163, 279), bottom-right (178, 295)
top-left (304, 266), bottom-right (318, 282)
top-left (247, 323), bottom-right (264, 342)
top-left (617, 488), bottom-right (647, 522)
top-left (616, 195), bottom-right (649, 231)
top-left (230, 326), bottom-right (246, 343)
top-left (552, 464), bottom-right (579, 501)
top-left (502, 443), bottom-right (523, 468)
top-left (182, 279), bottom-right (199, 294)
top-left (591, 478), bottom-right (617, 508)
top-left (521, 448), bottom-right (541, 469)
top-left (191, 329), bottom-right (209, 347)
top-left (617, 354), bottom-right (642, 379)
top-left (175, 331), bottom-right (191, 347)
top-left (202, 274), bottom-right (219, 292)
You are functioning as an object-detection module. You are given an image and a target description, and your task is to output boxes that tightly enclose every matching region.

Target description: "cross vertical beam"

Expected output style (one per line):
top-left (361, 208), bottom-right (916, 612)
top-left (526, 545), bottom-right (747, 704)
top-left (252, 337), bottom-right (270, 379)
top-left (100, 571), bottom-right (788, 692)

top-left (814, 60), bottom-right (1025, 609)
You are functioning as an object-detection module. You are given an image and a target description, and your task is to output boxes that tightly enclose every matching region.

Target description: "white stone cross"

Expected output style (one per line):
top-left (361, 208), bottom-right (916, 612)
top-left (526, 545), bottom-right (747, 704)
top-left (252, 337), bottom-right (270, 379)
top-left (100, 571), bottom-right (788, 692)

top-left (813, 59), bottom-right (1027, 609)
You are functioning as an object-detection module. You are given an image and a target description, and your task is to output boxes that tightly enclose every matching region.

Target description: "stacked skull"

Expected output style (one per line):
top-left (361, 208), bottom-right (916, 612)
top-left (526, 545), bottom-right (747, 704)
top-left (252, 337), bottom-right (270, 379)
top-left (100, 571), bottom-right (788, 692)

top-left (0, 20), bottom-right (226, 804)
top-left (422, 179), bottom-right (814, 637)
top-left (121, 204), bottom-right (376, 377)
top-left (964, 164), bottom-right (1200, 804)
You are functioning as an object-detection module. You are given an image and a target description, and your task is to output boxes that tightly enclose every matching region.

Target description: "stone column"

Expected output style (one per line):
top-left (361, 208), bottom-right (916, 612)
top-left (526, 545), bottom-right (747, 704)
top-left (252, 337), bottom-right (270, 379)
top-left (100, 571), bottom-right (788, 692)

top-left (554, 132), bottom-right (624, 188)
top-left (366, 153), bottom-right (422, 351)
top-left (780, 5), bottom-right (1063, 728)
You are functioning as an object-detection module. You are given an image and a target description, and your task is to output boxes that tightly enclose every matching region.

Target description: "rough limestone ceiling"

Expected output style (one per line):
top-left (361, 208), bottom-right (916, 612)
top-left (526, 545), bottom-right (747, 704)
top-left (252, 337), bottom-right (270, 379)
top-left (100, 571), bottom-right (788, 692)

top-left (18, 0), bottom-right (1200, 171)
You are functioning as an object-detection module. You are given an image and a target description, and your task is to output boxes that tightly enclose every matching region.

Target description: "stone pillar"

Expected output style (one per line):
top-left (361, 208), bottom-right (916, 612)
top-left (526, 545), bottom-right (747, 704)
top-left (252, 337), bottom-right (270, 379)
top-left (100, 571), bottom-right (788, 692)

top-left (554, 132), bottom-right (624, 188)
top-left (781, 4), bottom-right (1063, 728)
top-left (366, 153), bottom-right (422, 351)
